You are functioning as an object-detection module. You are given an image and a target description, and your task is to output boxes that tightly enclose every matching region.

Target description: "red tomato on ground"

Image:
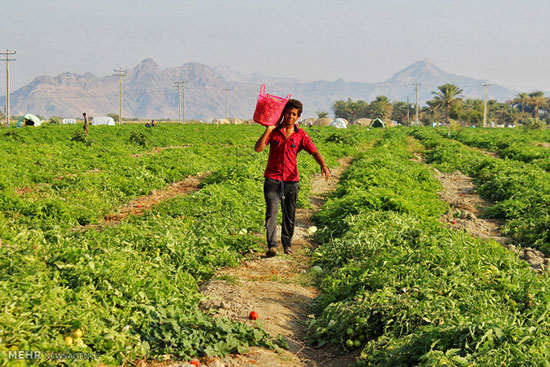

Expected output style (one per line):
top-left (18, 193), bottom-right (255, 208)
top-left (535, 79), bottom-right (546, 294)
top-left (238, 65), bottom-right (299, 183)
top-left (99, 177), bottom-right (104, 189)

top-left (249, 311), bottom-right (259, 320)
top-left (190, 360), bottom-right (200, 366)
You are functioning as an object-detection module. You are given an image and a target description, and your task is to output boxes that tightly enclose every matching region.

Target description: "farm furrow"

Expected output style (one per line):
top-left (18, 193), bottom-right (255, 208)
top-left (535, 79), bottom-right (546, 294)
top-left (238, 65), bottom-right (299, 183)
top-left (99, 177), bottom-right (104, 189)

top-left (412, 128), bottom-right (550, 256)
top-left (438, 128), bottom-right (550, 171)
top-left (412, 145), bottom-right (550, 273)
top-left (78, 173), bottom-right (206, 230)
top-left (195, 157), bottom-right (356, 367)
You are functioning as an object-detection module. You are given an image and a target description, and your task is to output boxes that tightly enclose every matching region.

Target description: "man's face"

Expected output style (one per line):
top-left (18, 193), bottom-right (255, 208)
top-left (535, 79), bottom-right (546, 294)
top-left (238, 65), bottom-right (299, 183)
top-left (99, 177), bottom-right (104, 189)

top-left (283, 108), bottom-right (300, 125)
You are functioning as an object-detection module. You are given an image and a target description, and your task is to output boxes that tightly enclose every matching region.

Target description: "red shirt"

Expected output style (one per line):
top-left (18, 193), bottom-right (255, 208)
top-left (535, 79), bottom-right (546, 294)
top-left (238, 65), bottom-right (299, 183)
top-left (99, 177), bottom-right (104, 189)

top-left (264, 125), bottom-right (318, 181)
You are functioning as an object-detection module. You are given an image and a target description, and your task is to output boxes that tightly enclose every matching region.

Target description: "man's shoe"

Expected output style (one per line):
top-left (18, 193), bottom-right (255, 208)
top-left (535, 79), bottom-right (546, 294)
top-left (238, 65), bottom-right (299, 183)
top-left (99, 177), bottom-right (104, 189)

top-left (266, 247), bottom-right (277, 257)
top-left (283, 247), bottom-right (293, 254)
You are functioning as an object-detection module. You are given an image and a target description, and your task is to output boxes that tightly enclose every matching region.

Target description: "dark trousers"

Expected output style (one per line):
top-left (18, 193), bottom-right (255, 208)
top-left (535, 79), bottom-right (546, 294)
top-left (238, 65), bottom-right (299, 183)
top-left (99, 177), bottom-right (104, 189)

top-left (264, 178), bottom-right (300, 249)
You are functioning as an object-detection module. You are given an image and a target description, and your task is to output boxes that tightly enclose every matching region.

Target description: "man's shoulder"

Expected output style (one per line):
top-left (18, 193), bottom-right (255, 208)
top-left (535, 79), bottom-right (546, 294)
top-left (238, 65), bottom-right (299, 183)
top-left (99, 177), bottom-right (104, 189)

top-left (295, 126), bottom-right (312, 139)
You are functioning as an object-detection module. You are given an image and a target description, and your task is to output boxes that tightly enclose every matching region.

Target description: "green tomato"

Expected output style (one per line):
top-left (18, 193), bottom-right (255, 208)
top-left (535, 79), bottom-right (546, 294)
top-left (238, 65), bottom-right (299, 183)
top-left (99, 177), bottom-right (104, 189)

top-left (310, 266), bottom-right (323, 276)
top-left (346, 327), bottom-right (354, 336)
top-left (354, 339), bottom-right (361, 348)
top-left (345, 339), bottom-right (354, 349)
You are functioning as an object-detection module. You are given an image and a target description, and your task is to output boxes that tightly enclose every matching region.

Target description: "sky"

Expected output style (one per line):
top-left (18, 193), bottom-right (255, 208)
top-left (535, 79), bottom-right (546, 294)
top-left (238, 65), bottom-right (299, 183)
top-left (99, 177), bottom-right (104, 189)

top-left (1, 0), bottom-right (549, 93)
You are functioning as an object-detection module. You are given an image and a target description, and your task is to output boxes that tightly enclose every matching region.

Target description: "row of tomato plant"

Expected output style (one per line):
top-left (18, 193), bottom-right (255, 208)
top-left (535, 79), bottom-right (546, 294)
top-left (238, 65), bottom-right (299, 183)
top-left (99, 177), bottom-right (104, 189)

top-left (309, 128), bottom-right (550, 365)
top-left (0, 124), bottom-right (374, 365)
top-left (439, 127), bottom-right (550, 171)
top-left (412, 128), bottom-right (550, 255)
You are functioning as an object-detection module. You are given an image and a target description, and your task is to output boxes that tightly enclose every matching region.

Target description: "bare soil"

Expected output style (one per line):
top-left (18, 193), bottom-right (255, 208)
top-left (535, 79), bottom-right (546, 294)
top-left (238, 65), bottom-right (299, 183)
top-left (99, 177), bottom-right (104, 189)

top-left (434, 169), bottom-right (510, 244)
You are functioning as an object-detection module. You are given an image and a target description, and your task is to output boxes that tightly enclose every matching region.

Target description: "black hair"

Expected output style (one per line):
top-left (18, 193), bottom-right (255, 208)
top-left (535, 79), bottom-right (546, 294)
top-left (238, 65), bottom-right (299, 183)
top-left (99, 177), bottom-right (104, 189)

top-left (283, 99), bottom-right (303, 117)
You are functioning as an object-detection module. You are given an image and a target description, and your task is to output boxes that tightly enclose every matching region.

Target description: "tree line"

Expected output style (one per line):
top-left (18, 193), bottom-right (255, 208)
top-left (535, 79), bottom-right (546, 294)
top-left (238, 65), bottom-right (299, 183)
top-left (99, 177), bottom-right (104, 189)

top-left (328, 84), bottom-right (549, 128)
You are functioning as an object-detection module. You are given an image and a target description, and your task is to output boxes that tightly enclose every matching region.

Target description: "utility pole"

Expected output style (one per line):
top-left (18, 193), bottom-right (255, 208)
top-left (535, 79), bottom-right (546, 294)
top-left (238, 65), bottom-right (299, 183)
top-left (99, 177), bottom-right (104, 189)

top-left (1, 50), bottom-right (16, 127)
top-left (406, 96), bottom-right (410, 126)
top-left (414, 83), bottom-right (420, 125)
top-left (173, 81), bottom-right (186, 123)
top-left (174, 81), bottom-right (182, 123)
top-left (483, 83), bottom-right (489, 128)
top-left (182, 81), bottom-right (186, 123)
top-left (114, 68), bottom-right (127, 124)
top-left (223, 88), bottom-right (230, 119)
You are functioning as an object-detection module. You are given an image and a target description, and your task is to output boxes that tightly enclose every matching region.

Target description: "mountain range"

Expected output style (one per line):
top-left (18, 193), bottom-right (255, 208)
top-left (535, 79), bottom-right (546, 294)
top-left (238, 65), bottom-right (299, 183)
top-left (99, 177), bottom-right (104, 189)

top-left (1, 58), bottom-right (518, 120)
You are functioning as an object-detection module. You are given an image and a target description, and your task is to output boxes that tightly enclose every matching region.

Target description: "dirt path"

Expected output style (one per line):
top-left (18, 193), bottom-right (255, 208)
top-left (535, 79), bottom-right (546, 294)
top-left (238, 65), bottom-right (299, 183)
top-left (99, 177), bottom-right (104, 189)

top-left (434, 168), bottom-right (509, 244)
top-left (194, 157), bottom-right (355, 367)
top-left (77, 174), bottom-right (205, 230)
top-left (411, 146), bottom-right (550, 272)
top-left (434, 168), bottom-right (550, 272)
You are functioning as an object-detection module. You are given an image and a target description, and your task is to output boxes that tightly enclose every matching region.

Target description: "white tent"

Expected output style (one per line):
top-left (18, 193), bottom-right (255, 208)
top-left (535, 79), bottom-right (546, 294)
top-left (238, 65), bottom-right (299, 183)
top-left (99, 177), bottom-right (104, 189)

top-left (16, 114), bottom-right (41, 127)
top-left (62, 118), bottom-right (76, 125)
top-left (330, 118), bottom-right (348, 129)
top-left (91, 116), bottom-right (115, 126)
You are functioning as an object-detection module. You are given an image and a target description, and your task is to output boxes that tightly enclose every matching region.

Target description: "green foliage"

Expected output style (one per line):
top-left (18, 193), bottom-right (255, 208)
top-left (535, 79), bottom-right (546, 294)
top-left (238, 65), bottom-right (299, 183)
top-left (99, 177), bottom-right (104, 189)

top-left (308, 129), bottom-right (550, 366)
top-left (333, 98), bottom-right (369, 122)
top-left (324, 130), bottom-right (360, 146)
top-left (429, 84), bottom-right (463, 123)
top-left (414, 127), bottom-right (550, 253)
top-left (0, 123), bottom-right (365, 365)
top-left (129, 130), bottom-right (149, 147)
top-left (71, 131), bottom-right (92, 146)
top-left (368, 96), bottom-right (393, 120)
top-left (523, 118), bottom-right (546, 130)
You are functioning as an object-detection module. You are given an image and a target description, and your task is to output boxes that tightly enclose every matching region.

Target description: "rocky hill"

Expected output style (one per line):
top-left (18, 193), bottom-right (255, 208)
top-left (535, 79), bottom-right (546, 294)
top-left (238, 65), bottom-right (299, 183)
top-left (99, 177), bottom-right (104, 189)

top-left (1, 58), bottom-right (517, 119)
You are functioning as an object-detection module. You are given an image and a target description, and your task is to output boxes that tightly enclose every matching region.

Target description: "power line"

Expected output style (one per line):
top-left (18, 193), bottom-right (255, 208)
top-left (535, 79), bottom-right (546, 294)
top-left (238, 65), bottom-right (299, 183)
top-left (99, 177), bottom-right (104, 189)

top-left (1, 50), bottom-right (16, 127)
top-left (114, 68), bottom-right (127, 124)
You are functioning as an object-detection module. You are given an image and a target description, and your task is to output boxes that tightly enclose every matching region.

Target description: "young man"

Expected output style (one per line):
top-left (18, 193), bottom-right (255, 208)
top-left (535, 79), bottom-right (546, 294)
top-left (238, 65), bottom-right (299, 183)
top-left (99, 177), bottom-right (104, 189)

top-left (255, 99), bottom-right (330, 257)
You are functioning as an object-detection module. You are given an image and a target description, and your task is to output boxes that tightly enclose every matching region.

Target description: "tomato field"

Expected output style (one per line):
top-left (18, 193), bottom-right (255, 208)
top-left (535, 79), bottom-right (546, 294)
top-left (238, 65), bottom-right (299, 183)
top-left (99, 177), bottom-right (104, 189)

top-left (1, 124), bottom-right (550, 366)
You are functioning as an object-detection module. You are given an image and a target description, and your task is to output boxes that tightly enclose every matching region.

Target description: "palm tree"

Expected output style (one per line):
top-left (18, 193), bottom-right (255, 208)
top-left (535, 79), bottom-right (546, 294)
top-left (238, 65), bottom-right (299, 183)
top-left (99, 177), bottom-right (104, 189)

top-left (528, 91), bottom-right (546, 119)
top-left (510, 92), bottom-right (530, 113)
top-left (431, 84), bottom-right (463, 123)
top-left (369, 96), bottom-right (393, 119)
